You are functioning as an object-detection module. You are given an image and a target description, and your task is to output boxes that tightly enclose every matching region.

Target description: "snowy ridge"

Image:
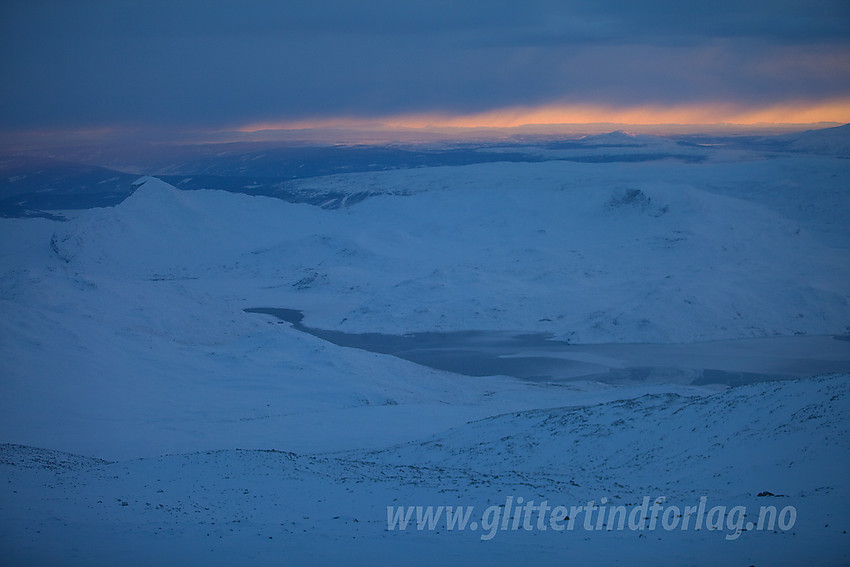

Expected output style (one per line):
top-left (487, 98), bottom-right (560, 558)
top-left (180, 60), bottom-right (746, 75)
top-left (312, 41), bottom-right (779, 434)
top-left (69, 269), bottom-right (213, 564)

top-left (364, 374), bottom-right (850, 494)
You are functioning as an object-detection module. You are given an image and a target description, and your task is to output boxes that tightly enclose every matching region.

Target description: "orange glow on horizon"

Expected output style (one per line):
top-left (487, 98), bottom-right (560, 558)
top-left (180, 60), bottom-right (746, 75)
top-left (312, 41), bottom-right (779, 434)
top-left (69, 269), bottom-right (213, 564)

top-left (4, 100), bottom-right (849, 150)
top-left (235, 99), bottom-right (850, 133)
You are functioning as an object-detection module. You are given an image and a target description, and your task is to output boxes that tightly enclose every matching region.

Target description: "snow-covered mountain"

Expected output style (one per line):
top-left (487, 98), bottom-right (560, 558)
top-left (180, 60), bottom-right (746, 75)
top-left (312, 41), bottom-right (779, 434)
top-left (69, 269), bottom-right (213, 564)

top-left (1, 136), bottom-right (849, 565)
top-left (43, 166), bottom-right (850, 343)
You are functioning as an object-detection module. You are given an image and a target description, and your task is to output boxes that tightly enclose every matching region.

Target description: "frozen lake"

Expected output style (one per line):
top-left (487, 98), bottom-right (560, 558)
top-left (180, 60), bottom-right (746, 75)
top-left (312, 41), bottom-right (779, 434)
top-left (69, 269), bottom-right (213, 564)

top-left (246, 307), bottom-right (850, 386)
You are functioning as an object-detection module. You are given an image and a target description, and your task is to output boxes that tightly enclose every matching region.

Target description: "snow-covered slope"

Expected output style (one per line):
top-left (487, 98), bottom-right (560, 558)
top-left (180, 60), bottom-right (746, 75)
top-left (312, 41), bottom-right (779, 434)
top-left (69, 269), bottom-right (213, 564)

top-left (368, 374), bottom-right (849, 494)
top-left (2, 375), bottom-right (847, 566)
top-left (783, 123), bottom-right (850, 156)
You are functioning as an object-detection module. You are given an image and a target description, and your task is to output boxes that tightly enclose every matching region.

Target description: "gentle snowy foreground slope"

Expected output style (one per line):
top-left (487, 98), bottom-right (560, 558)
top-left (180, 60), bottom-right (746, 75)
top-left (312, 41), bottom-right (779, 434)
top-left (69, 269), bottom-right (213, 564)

top-left (1, 142), bottom-right (849, 565)
top-left (1, 376), bottom-right (848, 566)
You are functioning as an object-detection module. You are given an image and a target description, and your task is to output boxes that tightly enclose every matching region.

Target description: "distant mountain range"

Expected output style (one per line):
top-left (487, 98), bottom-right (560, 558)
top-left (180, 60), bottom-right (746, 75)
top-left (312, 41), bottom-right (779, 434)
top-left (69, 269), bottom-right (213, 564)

top-left (2, 125), bottom-right (847, 218)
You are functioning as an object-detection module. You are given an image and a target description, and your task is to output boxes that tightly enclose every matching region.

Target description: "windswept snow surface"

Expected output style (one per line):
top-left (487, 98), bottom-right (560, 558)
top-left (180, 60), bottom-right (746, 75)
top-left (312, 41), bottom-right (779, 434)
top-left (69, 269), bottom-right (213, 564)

top-left (1, 138), bottom-right (849, 564)
top-left (1, 376), bottom-right (848, 566)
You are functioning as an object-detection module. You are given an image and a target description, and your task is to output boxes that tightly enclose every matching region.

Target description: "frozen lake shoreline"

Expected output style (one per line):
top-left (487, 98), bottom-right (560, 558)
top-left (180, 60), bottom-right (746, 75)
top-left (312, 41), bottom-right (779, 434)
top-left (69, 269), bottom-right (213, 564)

top-left (246, 307), bottom-right (850, 386)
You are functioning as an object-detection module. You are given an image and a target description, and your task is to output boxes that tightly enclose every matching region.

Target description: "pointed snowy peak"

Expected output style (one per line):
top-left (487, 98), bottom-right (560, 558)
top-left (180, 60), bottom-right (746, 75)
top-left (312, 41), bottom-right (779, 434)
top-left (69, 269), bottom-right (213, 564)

top-left (127, 175), bottom-right (186, 200)
top-left (117, 175), bottom-right (203, 217)
top-left (131, 175), bottom-right (158, 187)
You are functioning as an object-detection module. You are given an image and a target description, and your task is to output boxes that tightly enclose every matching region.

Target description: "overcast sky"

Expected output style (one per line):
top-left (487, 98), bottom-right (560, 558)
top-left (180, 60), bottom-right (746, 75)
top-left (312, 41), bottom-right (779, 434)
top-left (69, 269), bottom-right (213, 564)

top-left (1, 0), bottom-right (849, 138)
